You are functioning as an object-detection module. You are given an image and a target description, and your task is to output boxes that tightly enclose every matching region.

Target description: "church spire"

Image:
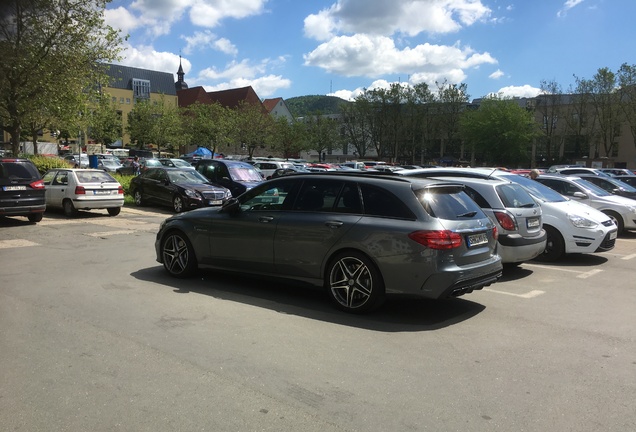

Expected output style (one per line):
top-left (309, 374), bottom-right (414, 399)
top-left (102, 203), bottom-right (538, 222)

top-left (175, 56), bottom-right (188, 91)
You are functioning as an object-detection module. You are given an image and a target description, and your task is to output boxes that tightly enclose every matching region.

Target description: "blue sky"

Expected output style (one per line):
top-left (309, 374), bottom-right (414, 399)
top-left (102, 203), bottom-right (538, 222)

top-left (104, 0), bottom-right (636, 102)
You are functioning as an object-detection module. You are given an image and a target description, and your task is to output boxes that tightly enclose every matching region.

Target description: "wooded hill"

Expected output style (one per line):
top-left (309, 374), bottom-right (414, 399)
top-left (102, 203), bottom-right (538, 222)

top-left (285, 95), bottom-right (350, 117)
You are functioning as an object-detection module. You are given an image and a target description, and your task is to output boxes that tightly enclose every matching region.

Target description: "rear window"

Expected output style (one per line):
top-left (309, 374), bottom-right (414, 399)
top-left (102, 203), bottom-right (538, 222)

top-left (416, 186), bottom-right (486, 220)
top-left (76, 171), bottom-right (117, 183)
top-left (0, 160), bottom-right (40, 181)
top-left (496, 184), bottom-right (537, 208)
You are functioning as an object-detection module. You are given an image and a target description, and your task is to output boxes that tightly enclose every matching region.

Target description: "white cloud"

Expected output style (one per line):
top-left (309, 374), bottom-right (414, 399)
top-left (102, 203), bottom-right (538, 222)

top-left (116, 43), bottom-right (189, 76)
top-left (304, 0), bottom-right (492, 40)
top-left (181, 31), bottom-right (238, 56)
top-left (493, 85), bottom-right (542, 98)
top-left (204, 75), bottom-right (291, 98)
top-left (304, 34), bottom-right (496, 84)
top-left (489, 69), bottom-right (504, 79)
top-left (103, 6), bottom-right (142, 35)
top-left (188, 0), bottom-right (267, 28)
top-left (557, 0), bottom-right (584, 18)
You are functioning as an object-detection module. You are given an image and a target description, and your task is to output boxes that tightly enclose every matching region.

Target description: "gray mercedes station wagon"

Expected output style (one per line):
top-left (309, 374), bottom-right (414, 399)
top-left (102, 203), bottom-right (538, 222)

top-left (155, 172), bottom-right (503, 313)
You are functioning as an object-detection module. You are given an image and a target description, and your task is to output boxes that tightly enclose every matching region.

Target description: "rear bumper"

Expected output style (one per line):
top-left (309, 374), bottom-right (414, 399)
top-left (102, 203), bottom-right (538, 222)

top-left (0, 204), bottom-right (46, 216)
top-left (498, 230), bottom-right (547, 263)
top-left (72, 197), bottom-right (124, 209)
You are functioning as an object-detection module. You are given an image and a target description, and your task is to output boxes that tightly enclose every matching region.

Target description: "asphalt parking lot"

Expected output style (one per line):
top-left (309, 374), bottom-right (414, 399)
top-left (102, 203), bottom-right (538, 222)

top-left (1, 207), bottom-right (635, 431)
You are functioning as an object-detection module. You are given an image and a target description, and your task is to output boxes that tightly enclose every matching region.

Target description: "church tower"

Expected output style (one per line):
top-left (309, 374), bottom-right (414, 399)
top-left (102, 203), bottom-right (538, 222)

top-left (175, 56), bottom-right (188, 91)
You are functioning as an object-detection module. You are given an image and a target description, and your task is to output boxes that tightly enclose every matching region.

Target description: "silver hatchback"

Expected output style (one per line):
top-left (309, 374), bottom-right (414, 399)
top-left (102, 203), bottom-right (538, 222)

top-left (155, 173), bottom-right (503, 313)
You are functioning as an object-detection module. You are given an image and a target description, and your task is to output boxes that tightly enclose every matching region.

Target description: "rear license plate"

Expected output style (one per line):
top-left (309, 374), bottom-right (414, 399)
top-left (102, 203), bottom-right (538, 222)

top-left (527, 217), bottom-right (540, 228)
top-left (209, 200), bottom-right (222, 205)
top-left (3, 185), bottom-right (27, 191)
top-left (610, 231), bottom-right (617, 240)
top-left (467, 233), bottom-right (488, 247)
top-left (93, 190), bottom-right (112, 195)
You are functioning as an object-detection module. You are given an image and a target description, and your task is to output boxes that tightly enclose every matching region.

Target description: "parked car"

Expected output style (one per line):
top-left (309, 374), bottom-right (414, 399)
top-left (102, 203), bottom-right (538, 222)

top-left (194, 159), bottom-right (265, 197)
top-left (157, 158), bottom-right (194, 169)
top-left (97, 158), bottom-right (124, 173)
top-left (413, 175), bottom-right (547, 265)
top-left (117, 158), bottom-right (162, 175)
top-left (546, 165), bottom-right (610, 177)
top-left (129, 167), bottom-right (231, 213)
top-left (534, 173), bottom-right (636, 233)
top-left (0, 158), bottom-right (46, 222)
top-left (395, 168), bottom-right (618, 261)
top-left (577, 174), bottom-right (636, 200)
top-left (154, 172), bottom-right (503, 313)
top-left (613, 175), bottom-right (636, 188)
top-left (41, 168), bottom-right (124, 216)
top-left (599, 168), bottom-right (635, 177)
top-left (63, 154), bottom-right (89, 168)
top-left (250, 159), bottom-right (295, 179)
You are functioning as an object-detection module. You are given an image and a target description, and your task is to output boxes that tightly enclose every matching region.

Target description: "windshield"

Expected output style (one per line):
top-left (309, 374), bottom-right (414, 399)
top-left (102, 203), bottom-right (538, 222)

top-left (607, 178), bottom-right (636, 192)
top-left (171, 159), bottom-right (192, 168)
top-left (229, 166), bottom-right (264, 182)
top-left (500, 173), bottom-right (567, 203)
top-left (168, 169), bottom-right (209, 184)
top-left (571, 178), bottom-right (612, 196)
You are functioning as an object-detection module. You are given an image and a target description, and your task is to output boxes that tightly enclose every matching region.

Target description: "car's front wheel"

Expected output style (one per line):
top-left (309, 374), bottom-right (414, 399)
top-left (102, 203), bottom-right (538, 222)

top-left (107, 207), bottom-right (121, 216)
top-left (63, 199), bottom-right (77, 217)
top-left (161, 231), bottom-right (197, 278)
top-left (173, 195), bottom-right (184, 213)
top-left (326, 251), bottom-right (385, 313)
top-left (133, 190), bottom-right (144, 206)
top-left (27, 213), bottom-right (43, 223)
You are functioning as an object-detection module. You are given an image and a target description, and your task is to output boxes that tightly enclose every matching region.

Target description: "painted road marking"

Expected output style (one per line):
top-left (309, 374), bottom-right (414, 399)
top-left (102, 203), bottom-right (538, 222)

top-left (483, 288), bottom-right (545, 298)
top-left (523, 263), bottom-right (603, 279)
top-left (0, 239), bottom-right (39, 249)
top-left (86, 230), bottom-right (136, 237)
top-left (621, 253), bottom-right (636, 260)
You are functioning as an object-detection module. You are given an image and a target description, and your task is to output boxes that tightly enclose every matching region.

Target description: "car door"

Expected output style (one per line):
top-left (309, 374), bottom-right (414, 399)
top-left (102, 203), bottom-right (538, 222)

top-left (206, 179), bottom-right (298, 273)
top-left (44, 170), bottom-right (70, 208)
top-left (273, 179), bottom-right (363, 279)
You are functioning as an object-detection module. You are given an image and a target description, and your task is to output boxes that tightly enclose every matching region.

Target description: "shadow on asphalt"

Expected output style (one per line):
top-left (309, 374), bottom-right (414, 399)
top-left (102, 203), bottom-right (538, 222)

top-left (530, 252), bottom-right (609, 268)
top-left (131, 266), bottom-right (487, 332)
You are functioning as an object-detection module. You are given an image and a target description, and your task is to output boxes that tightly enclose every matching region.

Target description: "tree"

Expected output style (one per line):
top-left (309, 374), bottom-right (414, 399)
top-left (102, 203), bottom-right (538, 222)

top-left (436, 81), bottom-right (470, 159)
top-left (231, 101), bottom-right (274, 159)
top-left (88, 93), bottom-right (122, 153)
top-left (0, 0), bottom-right (123, 155)
top-left (339, 94), bottom-right (374, 159)
top-left (459, 96), bottom-right (538, 166)
top-left (537, 79), bottom-right (565, 163)
top-left (182, 101), bottom-right (232, 155)
top-left (268, 117), bottom-right (308, 159)
top-left (617, 63), bottom-right (636, 151)
top-left (126, 95), bottom-right (184, 156)
top-left (302, 113), bottom-right (341, 161)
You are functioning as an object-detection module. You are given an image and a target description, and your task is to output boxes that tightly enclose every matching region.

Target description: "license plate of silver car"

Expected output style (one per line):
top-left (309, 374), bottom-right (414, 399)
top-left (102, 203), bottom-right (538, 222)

top-left (527, 217), bottom-right (540, 228)
top-left (467, 233), bottom-right (488, 247)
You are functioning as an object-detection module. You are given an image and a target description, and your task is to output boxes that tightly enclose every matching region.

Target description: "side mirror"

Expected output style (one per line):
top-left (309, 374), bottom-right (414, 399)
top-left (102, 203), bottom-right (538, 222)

top-left (572, 191), bottom-right (587, 199)
top-left (220, 197), bottom-right (240, 214)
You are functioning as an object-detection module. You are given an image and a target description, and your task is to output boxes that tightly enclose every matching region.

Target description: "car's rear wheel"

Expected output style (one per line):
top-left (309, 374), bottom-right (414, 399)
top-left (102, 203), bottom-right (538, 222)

top-left (173, 195), bottom-right (184, 213)
top-left (326, 251), bottom-right (385, 313)
top-left (133, 190), bottom-right (144, 206)
top-left (534, 225), bottom-right (564, 262)
top-left (603, 210), bottom-right (624, 234)
top-left (27, 213), bottom-right (43, 223)
top-left (63, 199), bottom-right (77, 217)
top-left (161, 231), bottom-right (197, 278)
top-left (107, 207), bottom-right (121, 216)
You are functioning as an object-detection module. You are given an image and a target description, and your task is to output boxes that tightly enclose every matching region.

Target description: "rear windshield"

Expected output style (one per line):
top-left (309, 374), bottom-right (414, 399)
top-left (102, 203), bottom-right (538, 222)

top-left (415, 186), bottom-right (487, 220)
top-left (76, 171), bottom-right (117, 183)
top-left (496, 183), bottom-right (537, 208)
top-left (0, 160), bottom-right (40, 181)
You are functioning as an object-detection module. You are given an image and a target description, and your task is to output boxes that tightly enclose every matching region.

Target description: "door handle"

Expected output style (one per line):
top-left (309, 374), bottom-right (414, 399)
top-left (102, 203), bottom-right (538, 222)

top-left (259, 216), bottom-right (274, 223)
top-left (325, 221), bottom-right (344, 228)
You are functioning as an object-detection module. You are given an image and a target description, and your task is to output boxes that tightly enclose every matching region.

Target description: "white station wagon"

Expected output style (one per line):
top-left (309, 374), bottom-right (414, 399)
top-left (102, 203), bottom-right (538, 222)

top-left (42, 168), bottom-right (124, 216)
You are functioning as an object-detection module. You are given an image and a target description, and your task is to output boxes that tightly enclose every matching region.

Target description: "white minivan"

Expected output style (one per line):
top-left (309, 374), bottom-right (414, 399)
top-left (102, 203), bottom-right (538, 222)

top-left (397, 168), bottom-right (618, 261)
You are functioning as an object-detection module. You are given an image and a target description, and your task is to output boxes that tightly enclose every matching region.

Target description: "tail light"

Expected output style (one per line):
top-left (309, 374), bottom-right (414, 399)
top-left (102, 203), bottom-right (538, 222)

top-left (494, 210), bottom-right (516, 231)
top-left (75, 186), bottom-right (86, 194)
top-left (117, 186), bottom-right (124, 194)
top-left (409, 230), bottom-right (463, 250)
top-left (30, 180), bottom-right (45, 189)
top-left (493, 226), bottom-right (498, 241)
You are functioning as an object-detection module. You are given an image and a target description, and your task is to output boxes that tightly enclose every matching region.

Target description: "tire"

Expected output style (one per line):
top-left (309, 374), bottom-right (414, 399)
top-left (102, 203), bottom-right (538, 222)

top-left (107, 207), bottom-right (121, 216)
top-left (173, 195), bottom-right (184, 213)
top-left (325, 251), bottom-right (385, 313)
top-left (534, 225), bottom-right (564, 262)
top-left (63, 199), bottom-right (77, 217)
top-left (27, 213), bottom-right (43, 223)
top-left (603, 210), bottom-right (624, 234)
top-left (161, 231), bottom-right (197, 278)
top-left (133, 190), bottom-right (144, 206)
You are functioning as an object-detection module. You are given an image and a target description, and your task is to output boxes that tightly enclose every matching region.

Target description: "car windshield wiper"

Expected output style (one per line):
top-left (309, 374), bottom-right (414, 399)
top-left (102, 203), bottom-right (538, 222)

top-left (519, 203), bottom-right (536, 208)
top-left (457, 211), bottom-right (477, 218)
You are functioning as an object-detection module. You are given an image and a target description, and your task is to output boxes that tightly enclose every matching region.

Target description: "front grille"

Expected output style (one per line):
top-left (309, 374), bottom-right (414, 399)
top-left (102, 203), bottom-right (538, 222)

top-left (201, 191), bottom-right (226, 200)
top-left (596, 232), bottom-right (616, 252)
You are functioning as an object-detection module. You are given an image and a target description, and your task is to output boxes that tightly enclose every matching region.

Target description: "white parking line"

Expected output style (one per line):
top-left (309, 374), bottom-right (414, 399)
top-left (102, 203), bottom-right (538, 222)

top-left (523, 263), bottom-right (603, 279)
top-left (483, 288), bottom-right (545, 298)
top-left (0, 239), bottom-right (39, 249)
top-left (85, 230), bottom-right (136, 237)
top-left (621, 253), bottom-right (636, 261)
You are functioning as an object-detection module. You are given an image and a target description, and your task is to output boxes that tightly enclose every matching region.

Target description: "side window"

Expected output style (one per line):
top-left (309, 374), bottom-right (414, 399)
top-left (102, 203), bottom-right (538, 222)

top-left (53, 172), bottom-right (68, 185)
top-left (360, 184), bottom-right (414, 219)
top-left (241, 179), bottom-right (296, 211)
top-left (335, 184), bottom-right (362, 214)
top-left (538, 179), bottom-right (566, 195)
top-left (217, 163), bottom-right (230, 179)
top-left (463, 186), bottom-right (490, 208)
top-left (42, 171), bottom-right (56, 185)
top-left (293, 180), bottom-right (345, 212)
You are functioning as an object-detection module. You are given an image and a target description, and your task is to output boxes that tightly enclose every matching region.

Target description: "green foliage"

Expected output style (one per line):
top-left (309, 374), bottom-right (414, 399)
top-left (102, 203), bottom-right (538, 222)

top-left (286, 95), bottom-right (350, 117)
top-left (25, 154), bottom-right (72, 175)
